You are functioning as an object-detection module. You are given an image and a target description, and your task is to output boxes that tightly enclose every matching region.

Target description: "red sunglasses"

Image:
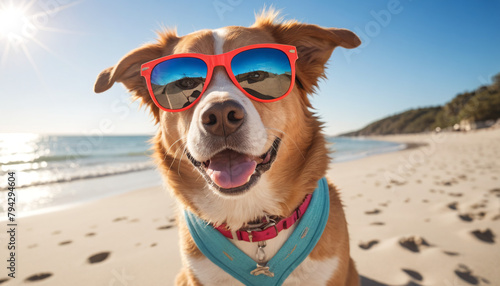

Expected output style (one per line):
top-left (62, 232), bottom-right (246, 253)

top-left (140, 43), bottom-right (298, 112)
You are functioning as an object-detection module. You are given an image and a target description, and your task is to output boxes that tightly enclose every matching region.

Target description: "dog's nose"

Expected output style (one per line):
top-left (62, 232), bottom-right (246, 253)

top-left (202, 100), bottom-right (245, 137)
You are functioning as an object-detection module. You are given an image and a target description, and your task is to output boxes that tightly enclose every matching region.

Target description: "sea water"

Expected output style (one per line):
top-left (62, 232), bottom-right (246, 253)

top-left (0, 134), bottom-right (404, 218)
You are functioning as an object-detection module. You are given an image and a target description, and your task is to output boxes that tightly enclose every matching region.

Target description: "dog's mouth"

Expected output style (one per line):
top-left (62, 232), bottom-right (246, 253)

top-left (187, 138), bottom-right (281, 195)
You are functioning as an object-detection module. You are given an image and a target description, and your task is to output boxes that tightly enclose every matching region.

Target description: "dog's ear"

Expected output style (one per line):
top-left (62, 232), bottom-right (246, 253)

top-left (254, 12), bottom-right (361, 96)
top-left (94, 44), bottom-right (163, 94)
top-left (94, 30), bottom-right (179, 121)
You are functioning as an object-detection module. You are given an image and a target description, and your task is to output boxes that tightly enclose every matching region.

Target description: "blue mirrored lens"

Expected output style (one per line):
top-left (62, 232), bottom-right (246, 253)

top-left (231, 48), bottom-right (292, 100)
top-left (151, 58), bottom-right (207, 110)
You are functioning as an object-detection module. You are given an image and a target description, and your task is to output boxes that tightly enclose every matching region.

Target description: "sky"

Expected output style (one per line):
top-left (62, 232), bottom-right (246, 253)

top-left (0, 0), bottom-right (499, 136)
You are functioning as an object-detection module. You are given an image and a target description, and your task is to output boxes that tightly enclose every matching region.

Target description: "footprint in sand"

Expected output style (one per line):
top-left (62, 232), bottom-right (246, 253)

top-left (358, 240), bottom-right (379, 250)
top-left (370, 222), bottom-right (385, 226)
top-left (389, 179), bottom-right (406, 186)
top-left (447, 202), bottom-right (458, 210)
top-left (470, 202), bottom-right (487, 209)
top-left (459, 213), bottom-right (474, 222)
top-left (441, 180), bottom-right (455, 186)
top-left (85, 232), bottom-right (96, 237)
top-left (402, 269), bottom-right (423, 281)
top-left (454, 264), bottom-right (480, 285)
top-left (0, 278), bottom-right (9, 284)
top-left (378, 200), bottom-right (390, 207)
top-left (157, 225), bottom-right (174, 230)
top-left (88, 252), bottom-right (111, 264)
top-left (52, 230), bottom-right (61, 235)
top-left (25, 273), bottom-right (53, 282)
top-left (443, 250), bottom-right (460, 256)
top-left (399, 236), bottom-right (431, 253)
top-left (475, 212), bottom-right (486, 220)
top-left (471, 229), bottom-right (495, 243)
top-left (489, 188), bottom-right (500, 198)
top-left (58, 240), bottom-right (72, 246)
top-left (365, 209), bottom-right (381, 215)
top-left (113, 216), bottom-right (127, 222)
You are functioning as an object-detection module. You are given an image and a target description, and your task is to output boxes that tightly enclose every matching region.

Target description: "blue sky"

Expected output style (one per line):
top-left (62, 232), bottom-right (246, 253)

top-left (151, 58), bottom-right (207, 85)
top-left (1, 0), bottom-right (499, 136)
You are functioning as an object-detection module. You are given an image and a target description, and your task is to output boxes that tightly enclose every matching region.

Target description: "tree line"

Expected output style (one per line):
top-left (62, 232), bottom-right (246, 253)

top-left (342, 73), bottom-right (500, 136)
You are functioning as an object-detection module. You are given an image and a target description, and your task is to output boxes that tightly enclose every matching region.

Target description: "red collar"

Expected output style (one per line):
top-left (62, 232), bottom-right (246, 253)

top-left (215, 194), bottom-right (312, 242)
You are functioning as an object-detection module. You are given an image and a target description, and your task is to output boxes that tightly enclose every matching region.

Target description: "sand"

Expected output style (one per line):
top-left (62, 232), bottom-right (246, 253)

top-left (331, 128), bottom-right (500, 285)
top-left (0, 187), bottom-right (181, 285)
top-left (1, 128), bottom-right (499, 285)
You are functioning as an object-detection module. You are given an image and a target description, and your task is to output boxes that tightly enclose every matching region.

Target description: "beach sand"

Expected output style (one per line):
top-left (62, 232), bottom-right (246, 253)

top-left (1, 128), bottom-right (499, 285)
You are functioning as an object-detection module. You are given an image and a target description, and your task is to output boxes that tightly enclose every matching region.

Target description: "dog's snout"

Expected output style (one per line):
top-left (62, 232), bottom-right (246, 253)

top-left (201, 100), bottom-right (245, 137)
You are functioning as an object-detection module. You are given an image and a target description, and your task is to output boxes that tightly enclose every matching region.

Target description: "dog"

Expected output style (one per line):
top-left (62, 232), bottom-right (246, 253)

top-left (94, 9), bottom-right (361, 286)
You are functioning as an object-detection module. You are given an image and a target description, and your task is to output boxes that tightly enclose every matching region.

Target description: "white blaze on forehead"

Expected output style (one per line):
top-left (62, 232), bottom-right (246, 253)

top-left (185, 26), bottom-right (267, 161)
top-left (212, 28), bottom-right (228, 55)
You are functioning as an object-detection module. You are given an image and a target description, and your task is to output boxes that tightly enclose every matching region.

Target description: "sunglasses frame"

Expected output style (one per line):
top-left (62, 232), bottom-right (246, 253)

top-left (140, 43), bottom-right (298, 112)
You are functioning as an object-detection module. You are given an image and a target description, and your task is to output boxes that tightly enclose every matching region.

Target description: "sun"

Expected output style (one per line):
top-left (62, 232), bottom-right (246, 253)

top-left (0, 3), bottom-right (29, 43)
top-left (0, 0), bottom-right (80, 79)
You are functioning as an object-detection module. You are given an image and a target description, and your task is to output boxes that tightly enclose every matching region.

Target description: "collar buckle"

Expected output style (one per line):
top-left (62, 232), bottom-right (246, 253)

top-left (245, 218), bottom-right (278, 242)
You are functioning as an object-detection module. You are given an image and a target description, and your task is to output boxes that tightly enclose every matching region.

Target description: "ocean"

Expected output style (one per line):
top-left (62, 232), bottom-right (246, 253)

top-left (329, 136), bottom-right (405, 162)
top-left (0, 134), bottom-right (404, 218)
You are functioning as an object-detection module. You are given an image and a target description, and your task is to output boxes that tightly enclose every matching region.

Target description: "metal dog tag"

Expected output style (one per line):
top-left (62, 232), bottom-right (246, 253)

top-left (250, 240), bottom-right (274, 277)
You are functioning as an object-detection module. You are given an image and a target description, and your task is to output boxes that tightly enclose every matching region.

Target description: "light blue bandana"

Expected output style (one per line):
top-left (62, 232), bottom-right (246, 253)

top-left (184, 177), bottom-right (330, 286)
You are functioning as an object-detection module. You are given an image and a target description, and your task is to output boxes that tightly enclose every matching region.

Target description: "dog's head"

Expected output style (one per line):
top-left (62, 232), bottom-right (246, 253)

top-left (94, 10), bottom-right (360, 228)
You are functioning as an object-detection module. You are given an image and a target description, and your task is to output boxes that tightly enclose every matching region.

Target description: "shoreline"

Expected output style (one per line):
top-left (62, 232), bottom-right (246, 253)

top-left (0, 169), bottom-right (163, 220)
top-left (5, 136), bottom-right (410, 220)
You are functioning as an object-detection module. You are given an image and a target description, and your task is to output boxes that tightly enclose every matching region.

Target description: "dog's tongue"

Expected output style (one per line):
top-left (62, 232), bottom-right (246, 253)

top-left (206, 150), bottom-right (257, 189)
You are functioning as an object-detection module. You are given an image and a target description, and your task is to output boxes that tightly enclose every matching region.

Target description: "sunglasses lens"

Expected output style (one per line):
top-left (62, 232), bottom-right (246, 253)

top-left (150, 58), bottom-right (207, 110)
top-left (231, 48), bottom-right (292, 100)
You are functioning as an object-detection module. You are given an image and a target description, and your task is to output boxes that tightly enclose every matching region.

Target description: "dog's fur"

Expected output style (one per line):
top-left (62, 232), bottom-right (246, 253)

top-left (95, 10), bottom-right (361, 286)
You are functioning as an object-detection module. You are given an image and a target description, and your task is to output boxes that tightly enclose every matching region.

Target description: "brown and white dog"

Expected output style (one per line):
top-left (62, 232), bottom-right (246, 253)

top-left (95, 10), bottom-right (360, 286)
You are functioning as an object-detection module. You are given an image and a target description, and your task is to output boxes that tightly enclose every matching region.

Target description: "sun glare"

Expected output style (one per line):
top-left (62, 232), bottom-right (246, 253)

top-left (0, 0), bottom-right (80, 81)
top-left (0, 5), bottom-right (28, 41)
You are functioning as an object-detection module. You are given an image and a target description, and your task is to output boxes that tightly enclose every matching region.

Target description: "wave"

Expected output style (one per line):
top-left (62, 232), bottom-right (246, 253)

top-left (333, 143), bottom-right (406, 163)
top-left (0, 151), bottom-right (153, 166)
top-left (0, 162), bottom-right (155, 190)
